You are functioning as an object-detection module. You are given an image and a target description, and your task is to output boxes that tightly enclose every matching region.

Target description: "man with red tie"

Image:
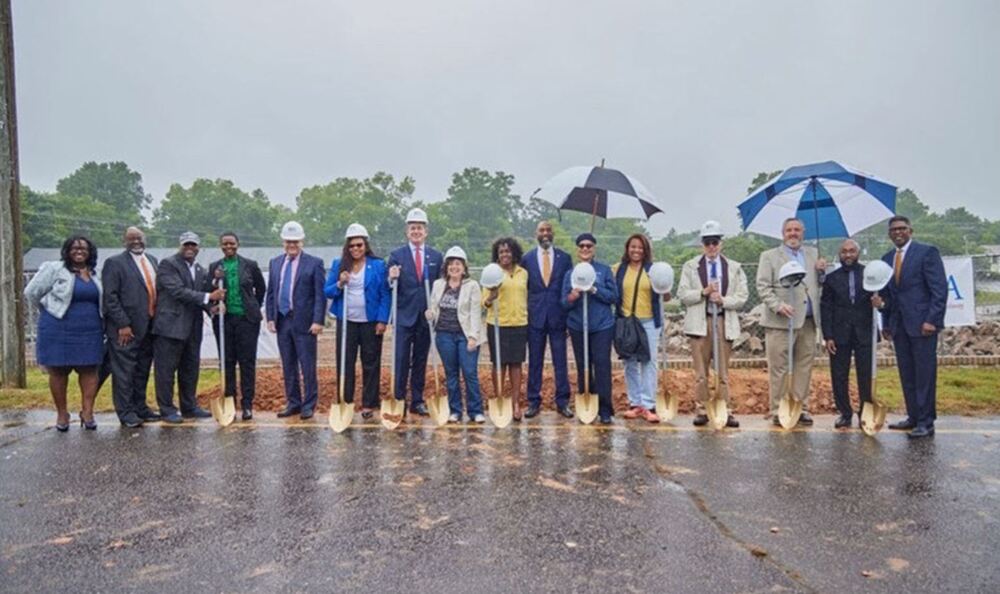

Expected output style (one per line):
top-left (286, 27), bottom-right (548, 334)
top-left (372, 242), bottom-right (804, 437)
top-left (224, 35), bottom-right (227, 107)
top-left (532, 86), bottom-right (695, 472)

top-left (387, 208), bottom-right (444, 417)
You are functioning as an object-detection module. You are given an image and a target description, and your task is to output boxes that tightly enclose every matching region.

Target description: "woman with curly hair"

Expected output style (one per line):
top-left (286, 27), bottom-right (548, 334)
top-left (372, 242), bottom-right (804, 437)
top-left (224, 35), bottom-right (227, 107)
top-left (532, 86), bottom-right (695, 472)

top-left (482, 237), bottom-right (529, 421)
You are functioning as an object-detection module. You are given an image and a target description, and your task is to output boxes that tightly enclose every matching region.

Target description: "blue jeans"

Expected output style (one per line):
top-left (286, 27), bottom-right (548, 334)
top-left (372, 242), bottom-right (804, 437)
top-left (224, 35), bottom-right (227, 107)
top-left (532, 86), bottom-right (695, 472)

top-left (435, 331), bottom-right (483, 417)
top-left (624, 318), bottom-right (659, 410)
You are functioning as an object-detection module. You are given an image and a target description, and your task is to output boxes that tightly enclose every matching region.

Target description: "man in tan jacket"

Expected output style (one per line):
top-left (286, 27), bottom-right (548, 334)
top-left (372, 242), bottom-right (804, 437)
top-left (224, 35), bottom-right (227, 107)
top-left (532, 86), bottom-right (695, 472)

top-left (756, 218), bottom-right (826, 426)
top-left (677, 221), bottom-right (750, 427)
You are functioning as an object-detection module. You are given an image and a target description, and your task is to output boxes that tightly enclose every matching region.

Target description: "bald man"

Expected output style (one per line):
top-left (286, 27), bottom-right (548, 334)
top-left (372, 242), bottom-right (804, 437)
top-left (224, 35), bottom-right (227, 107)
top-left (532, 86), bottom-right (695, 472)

top-left (820, 239), bottom-right (876, 428)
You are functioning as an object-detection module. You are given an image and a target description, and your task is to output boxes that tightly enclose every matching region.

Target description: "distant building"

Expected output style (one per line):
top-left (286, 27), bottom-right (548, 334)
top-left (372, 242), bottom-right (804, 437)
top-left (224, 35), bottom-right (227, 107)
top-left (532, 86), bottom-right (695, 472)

top-left (984, 245), bottom-right (1000, 274)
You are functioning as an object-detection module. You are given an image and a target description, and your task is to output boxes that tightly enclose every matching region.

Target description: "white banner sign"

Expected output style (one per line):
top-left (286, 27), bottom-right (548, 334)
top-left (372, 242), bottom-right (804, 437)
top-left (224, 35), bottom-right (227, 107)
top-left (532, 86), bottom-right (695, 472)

top-left (943, 256), bottom-right (976, 327)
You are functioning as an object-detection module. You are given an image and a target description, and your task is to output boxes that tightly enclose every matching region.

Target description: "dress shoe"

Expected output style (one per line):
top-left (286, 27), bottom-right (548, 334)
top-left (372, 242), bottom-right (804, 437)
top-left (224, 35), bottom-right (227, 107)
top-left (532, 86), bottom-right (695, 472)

top-left (692, 414), bottom-right (709, 427)
top-left (524, 404), bottom-right (541, 418)
top-left (361, 408), bottom-right (374, 420)
top-left (557, 405), bottom-right (574, 419)
top-left (834, 415), bottom-right (853, 429)
top-left (907, 425), bottom-right (935, 439)
top-left (410, 403), bottom-right (429, 416)
top-left (182, 407), bottom-right (212, 419)
top-left (889, 419), bottom-right (916, 431)
top-left (120, 413), bottom-right (143, 428)
top-left (277, 407), bottom-right (301, 418)
top-left (771, 416), bottom-right (782, 427)
top-left (241, 409), bottom-right (253, 421)
top-left (726, 415), bottom-right (740, 428)
top-left (138, 410), bottom-right (161, 422)
top-left (599, 414), bottom-right (613, 425)
top-left (797, 413), bottom-right (814, 426)
top-left (300, 409), bottom-right (315, 420)
top-left (162, 413), bottom-right (184, 424)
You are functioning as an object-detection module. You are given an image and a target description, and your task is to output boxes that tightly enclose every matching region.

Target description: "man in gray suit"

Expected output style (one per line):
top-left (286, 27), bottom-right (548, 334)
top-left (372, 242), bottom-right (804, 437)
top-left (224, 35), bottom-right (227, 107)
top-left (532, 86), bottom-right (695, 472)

top-left (102, 227), bottom-right (162, 428)
top-left (152, 232), bottom-right (225, 424)
top-left (756, 218), bottom-right (826, 427)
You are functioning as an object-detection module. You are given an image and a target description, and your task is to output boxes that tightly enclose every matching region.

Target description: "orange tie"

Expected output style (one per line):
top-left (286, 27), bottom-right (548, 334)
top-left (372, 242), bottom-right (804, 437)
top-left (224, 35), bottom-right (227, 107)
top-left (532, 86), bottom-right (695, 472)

top-left (139, 256), bottom-right (157, 317)
top-left (893, 248), bottom-right (903, 285)
top-left (542, 250), bottom-right (552, 286)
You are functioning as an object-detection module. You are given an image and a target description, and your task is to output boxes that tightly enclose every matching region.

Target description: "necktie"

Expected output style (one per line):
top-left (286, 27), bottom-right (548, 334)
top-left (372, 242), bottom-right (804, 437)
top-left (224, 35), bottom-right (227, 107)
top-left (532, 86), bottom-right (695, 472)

top-left (709, 260), bottom-right (717, 281)
top-left (542, 250), bottom-right (551, 286)
top-left (849, 267), bottom-right (856, 304)
top-left (894, 248), bottom-right (903, 285)
top-left (415, 247), bottom-right (423, 283)
top-left (139, 256), bottom-right (156, 318)
top-left (279, 256), bottom-right (294, 315)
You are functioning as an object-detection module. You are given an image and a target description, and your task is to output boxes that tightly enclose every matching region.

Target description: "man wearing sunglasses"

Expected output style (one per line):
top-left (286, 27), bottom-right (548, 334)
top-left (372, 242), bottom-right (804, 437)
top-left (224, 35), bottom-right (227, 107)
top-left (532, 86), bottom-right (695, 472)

top-left (677, 221), bottom-right (749, 427)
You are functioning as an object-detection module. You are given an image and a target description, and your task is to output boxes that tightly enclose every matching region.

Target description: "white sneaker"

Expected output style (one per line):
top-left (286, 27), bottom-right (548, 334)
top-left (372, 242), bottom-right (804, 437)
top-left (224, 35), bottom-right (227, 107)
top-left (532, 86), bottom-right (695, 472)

top-left (473, 414), bottom-right (486, 424)
top-left (448, 413), bottom-right (460, 423)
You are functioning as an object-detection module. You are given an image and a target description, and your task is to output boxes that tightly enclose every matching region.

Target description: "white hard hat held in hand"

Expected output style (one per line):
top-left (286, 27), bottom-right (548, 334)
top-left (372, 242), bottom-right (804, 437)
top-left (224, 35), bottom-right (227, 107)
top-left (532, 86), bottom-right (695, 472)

top-left (648, 262), bottom-right (675, 295)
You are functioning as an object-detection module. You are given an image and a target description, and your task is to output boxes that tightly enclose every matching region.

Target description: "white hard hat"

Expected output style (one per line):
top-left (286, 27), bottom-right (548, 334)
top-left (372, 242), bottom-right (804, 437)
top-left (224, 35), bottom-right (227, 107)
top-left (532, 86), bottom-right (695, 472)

top-left (406, 208), bottom-right (429, 224)
top-left (863, 260), bottom-right (893, 292)
top-left (280, 221), bottom-right (305, 241)
top-left (778, 260), bottom-right (807, 288)
top-left (345, 223), bottom-right (369, 239)
top-left (648, 262), bottom-right (675, 295)
top-left (480, 263), bottom-right (504, 289)
top-left (571, 262), bottom-right (596, 291)
top-left (444, 246), bottom-right (467, 262)
top-left (700, 220), bottom-right (724, 238)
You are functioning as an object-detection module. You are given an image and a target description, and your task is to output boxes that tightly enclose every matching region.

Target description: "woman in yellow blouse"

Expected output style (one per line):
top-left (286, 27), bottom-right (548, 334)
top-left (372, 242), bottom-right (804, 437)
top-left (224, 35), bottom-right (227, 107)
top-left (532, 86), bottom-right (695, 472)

top-left (482, 237), bottom-right (529, 421)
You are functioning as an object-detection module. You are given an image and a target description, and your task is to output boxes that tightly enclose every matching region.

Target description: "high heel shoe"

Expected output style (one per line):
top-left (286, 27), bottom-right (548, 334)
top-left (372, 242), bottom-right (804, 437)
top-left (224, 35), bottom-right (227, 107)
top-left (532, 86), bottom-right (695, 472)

top-left (55, 422), bottom-right (70, 433)
top-left (79, 412), bottom-right (97, 431)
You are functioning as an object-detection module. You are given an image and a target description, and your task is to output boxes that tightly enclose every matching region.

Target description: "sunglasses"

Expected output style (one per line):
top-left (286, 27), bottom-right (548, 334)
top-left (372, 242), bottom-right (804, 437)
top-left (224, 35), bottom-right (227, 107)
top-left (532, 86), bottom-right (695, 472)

top-left (702, 239), bottom-right (720, 246)
top-left (348, 243), bottom-right (365, 249)
top-left (577, 243), bottom-right (595, 249)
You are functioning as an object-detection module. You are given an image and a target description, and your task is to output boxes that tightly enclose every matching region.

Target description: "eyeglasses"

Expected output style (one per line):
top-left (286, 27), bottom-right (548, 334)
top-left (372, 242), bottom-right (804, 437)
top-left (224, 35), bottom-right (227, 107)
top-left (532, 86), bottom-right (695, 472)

top-left (348, 243), bottom-right (365, 249)
top-left (888, 226), bottom-right (910, 233)
top-left (702, 239), bottom-right (720, 246)
top-left (577, 243), bottom-right (595, 249)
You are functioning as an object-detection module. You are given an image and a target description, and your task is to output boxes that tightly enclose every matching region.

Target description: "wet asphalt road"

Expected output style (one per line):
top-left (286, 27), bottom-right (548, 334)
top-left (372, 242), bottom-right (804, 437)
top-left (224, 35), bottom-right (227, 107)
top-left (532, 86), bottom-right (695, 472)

top-left (1, 411), bottom-right (999, 593)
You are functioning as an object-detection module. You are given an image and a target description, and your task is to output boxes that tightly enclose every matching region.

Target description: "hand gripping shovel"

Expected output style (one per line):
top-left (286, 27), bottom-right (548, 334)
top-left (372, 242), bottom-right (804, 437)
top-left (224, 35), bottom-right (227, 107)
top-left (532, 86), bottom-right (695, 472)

top-left (488, 300), bottom-right (513, 428)
top-left (777, 312), bottom-right (802, 430)
top-left (380, 280), bottom-right (405, 430)
top-left (328, 296), bottom-right (354, 433)
top-left (860, 310), bottom-right (888, 436)
top-left (423, 279), bottom-right (450, 427)
top-left (705, 303), bottom-right (728, 430)
top-left (575, 291), bottom-right (600, 425)
top-left (210, 277), bottom-right (236, 427)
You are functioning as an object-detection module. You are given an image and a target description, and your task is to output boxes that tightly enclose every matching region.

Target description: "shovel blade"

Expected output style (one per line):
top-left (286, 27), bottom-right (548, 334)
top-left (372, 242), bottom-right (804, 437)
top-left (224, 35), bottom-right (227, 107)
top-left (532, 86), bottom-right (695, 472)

top-left (860, 401), bottom-right (888, 436)
top-left (656, 389), bottom-right (678, 422)
top-left (210, 396), bottom-right (235, 427)
top-left (576, 393), bottom-right (599, 425)
top-left (380, 399), bottom-right (405, 430)
top-left (777, 395), bottom-right (802, 430)
top-left (427, 395), bottom-right (451, 427)
top-left (706, 397), bottom-right (728, 430)
top-left (489, 397), bottom-right (513, 428)
top-left (328, 402), bottom-right (354, 433)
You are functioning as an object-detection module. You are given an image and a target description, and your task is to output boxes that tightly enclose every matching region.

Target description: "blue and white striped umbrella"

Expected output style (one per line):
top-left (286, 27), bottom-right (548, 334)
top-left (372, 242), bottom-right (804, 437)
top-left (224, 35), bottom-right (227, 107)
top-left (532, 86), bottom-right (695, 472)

top-left (738, 161), bottom-right (897, 240)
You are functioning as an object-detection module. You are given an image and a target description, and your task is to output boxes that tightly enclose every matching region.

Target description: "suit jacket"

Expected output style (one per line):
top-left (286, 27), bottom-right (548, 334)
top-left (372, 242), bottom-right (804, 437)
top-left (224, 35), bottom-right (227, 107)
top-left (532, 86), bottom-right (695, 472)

top-left (880, 241), bottom-right (947, 337)
top-left (265, 251), bottom-right (327, 334)
top-left (676, 254), bottom-right (749, 340)
top-left (152, 254), bottom-right (211, 342)
top-left (385, 244), bottom-right (443, 328)
top-left (755, 245), bottom-right (823, 339)
top-left (208, 255), bottom-right (266, 324)
top-left (101, 250), bottom-right (159, 341)
top-left (521, 247), bottom-right (573, 331)
top-left (820, 263), bottom-right (873, 345)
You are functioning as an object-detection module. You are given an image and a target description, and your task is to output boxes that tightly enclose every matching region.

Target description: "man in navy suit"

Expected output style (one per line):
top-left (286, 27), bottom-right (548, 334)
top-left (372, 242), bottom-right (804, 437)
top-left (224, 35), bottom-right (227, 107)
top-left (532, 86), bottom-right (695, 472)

top-left (266, 221), bottom-right (327, 419)
top-left (387, 208), bottom-right (443, 417)
top-left (520, 221), bottom-right (574, 418)
top-left (876, 215), bottom-right (947, 439)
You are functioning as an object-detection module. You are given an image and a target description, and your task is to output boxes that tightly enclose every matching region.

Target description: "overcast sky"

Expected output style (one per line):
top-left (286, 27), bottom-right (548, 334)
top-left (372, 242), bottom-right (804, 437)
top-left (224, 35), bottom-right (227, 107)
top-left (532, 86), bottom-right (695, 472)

top-left (12, 0), bottom-right (1000, 237)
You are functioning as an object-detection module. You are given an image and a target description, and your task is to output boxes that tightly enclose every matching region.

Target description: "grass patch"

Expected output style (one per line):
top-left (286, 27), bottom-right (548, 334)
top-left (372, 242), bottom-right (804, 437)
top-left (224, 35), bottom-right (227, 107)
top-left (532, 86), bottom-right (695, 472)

top-left (865, 366), bottom-right (1000, 415)
top-left (0, 367), bottom-right (220, 412)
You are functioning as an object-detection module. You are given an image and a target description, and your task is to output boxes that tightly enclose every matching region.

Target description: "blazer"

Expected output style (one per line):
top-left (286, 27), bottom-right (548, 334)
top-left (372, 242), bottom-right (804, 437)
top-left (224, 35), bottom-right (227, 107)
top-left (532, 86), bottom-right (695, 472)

top-left (427, 277), bottom-right (486, 345)
top-left (880, 241), bottom-right (948, 338)
top-left (613, 261), bottom-right (664, 329)
top-left (324, 256), bottom-right (391, 323)
top-left (385, 244), bottom-right (443, 328)
top-left (755, 244), bottom-right (823, 340)
top-left (560, 260), bottom-right (619, 333)
top-left (24, 260), bottom-right (103, 320)
top-left (820, 263), bottom-right (874, 345)
top-left (152, 253), bottom-right (211, 342)
top-left (101, 250), bottom-right (158, 340)
top-left (521, 246), bottom-right (573, 331)
top-left (208, 255), bottom-right (266, 324)
top-left (677, 255), bottom-right (749, 340)
top-left (265, 251), bottom-right (327, 334)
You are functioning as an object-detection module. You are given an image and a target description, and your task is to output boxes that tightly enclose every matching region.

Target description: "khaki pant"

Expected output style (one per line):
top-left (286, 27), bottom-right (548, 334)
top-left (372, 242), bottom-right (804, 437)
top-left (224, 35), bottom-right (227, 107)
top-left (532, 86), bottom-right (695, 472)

top-left (765, 317), bottom-right (817, 415)
top-left (689, 317), bottom-right (732, 414)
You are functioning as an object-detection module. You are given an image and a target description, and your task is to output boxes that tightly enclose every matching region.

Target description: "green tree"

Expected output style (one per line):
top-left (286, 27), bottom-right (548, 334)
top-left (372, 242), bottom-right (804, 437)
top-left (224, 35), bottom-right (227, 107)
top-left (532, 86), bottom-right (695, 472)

top-left (431, 168), bottom-right (526, 264)
top-left (56, 161), bottom-right (150, 224)
top-left (20, 185), bottom-right (121, 248)
top-left (150, 179), bottom-right (283, 246)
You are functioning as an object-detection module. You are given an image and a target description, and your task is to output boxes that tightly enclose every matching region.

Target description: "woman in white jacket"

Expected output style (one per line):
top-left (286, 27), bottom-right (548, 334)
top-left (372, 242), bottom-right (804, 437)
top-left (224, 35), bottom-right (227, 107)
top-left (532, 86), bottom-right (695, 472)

top-left (427, 247), bottom-right (486, 423)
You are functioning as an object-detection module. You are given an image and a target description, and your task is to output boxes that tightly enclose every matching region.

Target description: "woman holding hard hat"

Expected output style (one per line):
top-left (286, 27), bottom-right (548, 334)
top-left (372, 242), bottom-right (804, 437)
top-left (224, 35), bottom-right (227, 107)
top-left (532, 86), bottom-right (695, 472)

top-left (561, 233), bottom-right (619, 424)
top-left (481, 237), bottom-right (529, 421)
top-left (324, 223), bottom-right (391, 420)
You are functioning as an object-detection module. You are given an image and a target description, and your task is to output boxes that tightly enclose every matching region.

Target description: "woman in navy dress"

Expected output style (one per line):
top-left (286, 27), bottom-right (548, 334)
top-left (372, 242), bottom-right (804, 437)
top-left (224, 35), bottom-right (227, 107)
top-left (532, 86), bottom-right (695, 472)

top-left (23, 236), bottom-right (104, 431)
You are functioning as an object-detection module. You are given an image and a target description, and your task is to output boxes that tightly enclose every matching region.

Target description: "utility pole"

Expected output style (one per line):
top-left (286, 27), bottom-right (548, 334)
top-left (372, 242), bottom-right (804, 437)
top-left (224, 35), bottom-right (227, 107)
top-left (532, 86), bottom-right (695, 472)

top-left (0, 0), bottom-right (25, 388)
